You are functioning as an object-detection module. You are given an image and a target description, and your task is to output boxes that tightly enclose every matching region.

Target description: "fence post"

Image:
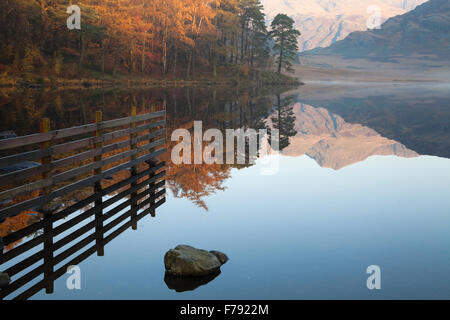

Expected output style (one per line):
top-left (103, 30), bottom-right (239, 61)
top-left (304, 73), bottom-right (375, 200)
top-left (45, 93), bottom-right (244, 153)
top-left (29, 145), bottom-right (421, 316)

top-left (40, 118), bottom-right (52, 194)
top-left (149, 104), bottom-right (157, 218)
top-left (94, 111), bottom-right (104, 256)
top-left (130, 107), bottom-right (138, 230)
top-left (40, 118), bottom-right (54, 294)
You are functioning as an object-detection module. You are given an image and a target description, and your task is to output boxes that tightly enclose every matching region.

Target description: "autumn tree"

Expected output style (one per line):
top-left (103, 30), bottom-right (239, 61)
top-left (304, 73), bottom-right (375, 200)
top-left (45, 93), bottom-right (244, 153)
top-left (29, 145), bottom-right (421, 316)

top-left (0, 0), bottom-right (282, 81)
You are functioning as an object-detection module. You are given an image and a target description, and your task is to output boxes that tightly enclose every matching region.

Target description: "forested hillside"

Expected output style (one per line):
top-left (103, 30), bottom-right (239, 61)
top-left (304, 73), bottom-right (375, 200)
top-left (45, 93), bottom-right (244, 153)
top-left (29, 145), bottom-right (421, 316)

top-left (0, 0), bottom-right (299, 85)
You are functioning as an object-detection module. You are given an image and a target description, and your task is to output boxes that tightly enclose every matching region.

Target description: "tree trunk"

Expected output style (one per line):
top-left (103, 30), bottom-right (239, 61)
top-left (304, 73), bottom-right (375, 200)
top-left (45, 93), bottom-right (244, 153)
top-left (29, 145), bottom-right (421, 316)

top-left (130, 40), bottom-right (135, 72)
top-left (141, 34), bottom-right (146, 73)
top-left (101, 45), bottom-right (105, 74)
top-left (162, 40), bottom-right (167, 78)
top-left (230, 38), bottom-right (234, 64)
top-left (212, 45), bottom-right (217, 79)
top-left (278, 32), bottom-right (285, 73)
top-left (79, 32), bottom-right (85, 71)
top-left (173, 45), bottom-right (177, 78)
top-left (113, 55), bottom-right (117, 76)
top-left (186, 87), bottom-right (191, 111)
top-left (186, 51), bottom-right (192, 79)
top-left (192, 47), bottom-right (196, 80)
top-left (163, 24), bottom-right (168, 78)
top-left (173, 90), bottom-right (177, 114)
top-left (240, 21), bottom-right (246, 62)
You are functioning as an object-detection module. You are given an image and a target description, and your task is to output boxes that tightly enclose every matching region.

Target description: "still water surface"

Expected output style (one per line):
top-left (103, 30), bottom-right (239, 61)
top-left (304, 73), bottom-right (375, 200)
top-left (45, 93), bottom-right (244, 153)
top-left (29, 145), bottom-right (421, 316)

top-left (1, 83), bottom-right (449, 299)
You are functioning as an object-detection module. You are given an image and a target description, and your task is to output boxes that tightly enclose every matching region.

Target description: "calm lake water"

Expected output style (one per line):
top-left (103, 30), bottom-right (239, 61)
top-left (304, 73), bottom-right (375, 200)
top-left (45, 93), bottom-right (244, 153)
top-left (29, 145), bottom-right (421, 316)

top-left (1, 83), bottom-right (450, 299)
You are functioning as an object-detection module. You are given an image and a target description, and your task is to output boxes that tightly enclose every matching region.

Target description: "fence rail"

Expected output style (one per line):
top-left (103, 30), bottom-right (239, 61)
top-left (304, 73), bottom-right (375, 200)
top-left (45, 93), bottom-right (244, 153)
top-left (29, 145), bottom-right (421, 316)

top-left (0, 109), bottom-right (166, 220)
top-left (0, 108), bottom-right (167, 300)
top-left (0, 111), bottom-right (165, 152)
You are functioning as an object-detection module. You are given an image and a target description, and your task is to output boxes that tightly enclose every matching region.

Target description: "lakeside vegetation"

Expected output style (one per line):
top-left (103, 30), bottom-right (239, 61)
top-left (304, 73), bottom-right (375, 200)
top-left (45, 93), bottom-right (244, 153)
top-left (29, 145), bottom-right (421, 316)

top-left (0, 0), bottom-right (301, 87)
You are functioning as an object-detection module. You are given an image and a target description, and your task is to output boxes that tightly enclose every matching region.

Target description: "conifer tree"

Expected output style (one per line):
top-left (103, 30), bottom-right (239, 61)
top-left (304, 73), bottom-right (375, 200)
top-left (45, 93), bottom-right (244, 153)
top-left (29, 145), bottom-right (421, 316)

top-left (270, 14), bottom-right (301, 73)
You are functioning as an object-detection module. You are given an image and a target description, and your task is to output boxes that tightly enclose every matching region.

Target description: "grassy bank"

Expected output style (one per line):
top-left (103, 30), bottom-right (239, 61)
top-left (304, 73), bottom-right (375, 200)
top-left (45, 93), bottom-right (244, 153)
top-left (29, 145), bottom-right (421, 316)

top-left (0, 66), bottom-right (302, 90)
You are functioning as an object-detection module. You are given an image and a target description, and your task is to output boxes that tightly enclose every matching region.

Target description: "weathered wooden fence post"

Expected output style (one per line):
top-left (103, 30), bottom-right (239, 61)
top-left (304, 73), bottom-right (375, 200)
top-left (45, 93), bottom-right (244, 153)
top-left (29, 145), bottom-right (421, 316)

top-left (40, 118), bottom-right (54, 294)
top-left (130, 107), bottom-right (138, 229)
top-left (149, 103), bottom-right (157, 217)
top-left (94, 111), bottom-right (104, 256)
top-left (40, 118), bottom-right (52, 195)
top-left (0, 236), bottom-right (3, 258)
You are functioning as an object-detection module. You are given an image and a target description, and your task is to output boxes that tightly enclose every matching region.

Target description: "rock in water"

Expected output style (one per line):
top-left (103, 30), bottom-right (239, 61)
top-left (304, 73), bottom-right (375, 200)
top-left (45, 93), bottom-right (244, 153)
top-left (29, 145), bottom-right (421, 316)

top-left (0, 272), bottom-right (10, 288)
top-left (209, 250), bottom-right (229, 265)
top-left (164, 245), bottom-right (222, 277)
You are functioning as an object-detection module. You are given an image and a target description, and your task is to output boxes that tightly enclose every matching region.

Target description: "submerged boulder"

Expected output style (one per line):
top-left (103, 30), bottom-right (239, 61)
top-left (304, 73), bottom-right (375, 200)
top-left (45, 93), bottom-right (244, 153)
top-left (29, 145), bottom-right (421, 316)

top-left (0, 272), bottom-right (10, 288)
top-left (164, 245), bottom-right (228, 277)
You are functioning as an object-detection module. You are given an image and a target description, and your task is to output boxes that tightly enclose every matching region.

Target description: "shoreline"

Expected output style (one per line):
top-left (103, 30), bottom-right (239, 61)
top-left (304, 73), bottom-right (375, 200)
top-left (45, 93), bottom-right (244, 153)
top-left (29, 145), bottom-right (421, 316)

top-left (0, 71), bottom-right (302, 90)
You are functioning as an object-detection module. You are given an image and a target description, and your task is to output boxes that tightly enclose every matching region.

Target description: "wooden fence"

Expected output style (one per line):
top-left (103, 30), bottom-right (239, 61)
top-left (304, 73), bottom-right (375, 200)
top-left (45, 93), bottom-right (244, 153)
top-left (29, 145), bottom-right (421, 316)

top-left (0, 108), bottom-right (167, 299)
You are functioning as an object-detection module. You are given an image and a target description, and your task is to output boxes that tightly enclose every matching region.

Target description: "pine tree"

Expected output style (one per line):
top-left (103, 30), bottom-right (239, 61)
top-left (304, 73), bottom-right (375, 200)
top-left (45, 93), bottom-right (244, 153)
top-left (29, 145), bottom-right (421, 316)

top-left (270, 14), bottom-right (300, 73)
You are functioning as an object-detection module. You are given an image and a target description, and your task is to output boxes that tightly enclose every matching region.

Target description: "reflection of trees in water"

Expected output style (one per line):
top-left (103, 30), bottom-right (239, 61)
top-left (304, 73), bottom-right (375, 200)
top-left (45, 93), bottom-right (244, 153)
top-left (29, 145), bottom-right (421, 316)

top-left (0, 87), bottom-right (294, 212)
top-left (165, 162), bottom-right (230, 211)
top-left (0, 189), bottom-right (42, 251)
top-left (0, 210), bottom-right (42, 251)
top-left (163, 88), bottom-right (289, 210)
top-left (0, 87), bottom-right (298, 253)
top-left (268, 94), bottom-right (297, 151)
top-left (0, 89), bottom-right (162, 135)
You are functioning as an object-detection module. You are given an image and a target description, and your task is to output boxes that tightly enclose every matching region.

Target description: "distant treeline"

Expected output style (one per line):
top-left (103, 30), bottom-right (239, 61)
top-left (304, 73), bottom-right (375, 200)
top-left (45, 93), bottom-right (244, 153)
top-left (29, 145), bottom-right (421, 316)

top-left (0, 0), bottom-right (300, 82)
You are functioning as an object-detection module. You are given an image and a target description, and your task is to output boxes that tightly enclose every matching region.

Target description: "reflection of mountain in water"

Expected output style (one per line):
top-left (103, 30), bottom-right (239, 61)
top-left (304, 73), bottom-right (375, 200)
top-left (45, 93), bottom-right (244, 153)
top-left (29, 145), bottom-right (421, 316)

top-left (279, 103), bottom-right (418, 170)
top-left (298, 85), bottom-right (450, 159)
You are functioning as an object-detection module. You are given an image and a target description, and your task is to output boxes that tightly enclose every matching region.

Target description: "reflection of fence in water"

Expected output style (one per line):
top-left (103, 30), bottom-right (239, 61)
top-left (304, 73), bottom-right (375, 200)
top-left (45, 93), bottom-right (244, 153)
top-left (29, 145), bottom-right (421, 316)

top-left (0, 109), bottom-right (167, 300)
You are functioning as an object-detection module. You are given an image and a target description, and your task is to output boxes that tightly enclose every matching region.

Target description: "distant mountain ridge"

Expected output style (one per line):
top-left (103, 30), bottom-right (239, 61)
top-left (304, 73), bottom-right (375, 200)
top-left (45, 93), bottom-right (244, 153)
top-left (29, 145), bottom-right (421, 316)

top-left (261, 0), bottom-right (427, 51)
top-left (304, 0), bottom-right (450, 58)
